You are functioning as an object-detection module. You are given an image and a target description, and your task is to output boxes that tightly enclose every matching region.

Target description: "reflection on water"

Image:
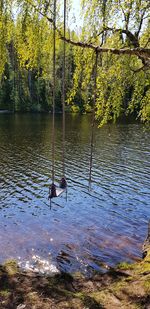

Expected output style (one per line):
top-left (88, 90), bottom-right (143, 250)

top-left (0, 114), bottom-right (150, 274)
top-left (18, 254), bottom-right (59, 275)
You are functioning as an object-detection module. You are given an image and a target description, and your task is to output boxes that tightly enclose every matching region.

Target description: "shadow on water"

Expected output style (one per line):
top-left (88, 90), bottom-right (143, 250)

top-left (0, 114), bottom-right (150, 274)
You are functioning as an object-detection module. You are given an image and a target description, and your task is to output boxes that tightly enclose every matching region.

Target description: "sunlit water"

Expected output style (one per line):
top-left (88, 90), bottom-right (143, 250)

top-left (0, 114), bottom-right (150, 275)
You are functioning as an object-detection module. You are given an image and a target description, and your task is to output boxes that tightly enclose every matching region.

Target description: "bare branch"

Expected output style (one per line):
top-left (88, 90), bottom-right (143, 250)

top-left (84, 26), bottom-right (140, 48)
top-left (136, 8), bottom-right (147, 38)
top-left (144, 38), bottom-right (150, 48)
top-left (103, 27), bottom-right (139, 47)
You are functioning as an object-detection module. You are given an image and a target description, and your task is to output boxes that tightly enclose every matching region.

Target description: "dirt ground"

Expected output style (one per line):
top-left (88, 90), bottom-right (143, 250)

top-left (1, 225), bottom-right (150, 309)
top-left (0, 244), bottom-right (150, 309)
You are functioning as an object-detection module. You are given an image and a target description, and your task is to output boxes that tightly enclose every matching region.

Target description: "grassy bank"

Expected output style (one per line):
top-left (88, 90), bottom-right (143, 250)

top-left (0, 245), bottom-right (150, 309)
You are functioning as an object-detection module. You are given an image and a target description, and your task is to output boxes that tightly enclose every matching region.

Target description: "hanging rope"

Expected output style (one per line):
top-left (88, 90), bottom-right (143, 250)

top-left (62, 0), bottom-right (66, 178)
top-left (51, 0), bottom-right (56, 184)
top-left (59, 0), bottom-right (67, 190)
top-left (89, 49), bottom-right (98, 188)
top-left (49, 0), bottom-right (67, 201)
top-left (48, 0), bottom-right (57, 203)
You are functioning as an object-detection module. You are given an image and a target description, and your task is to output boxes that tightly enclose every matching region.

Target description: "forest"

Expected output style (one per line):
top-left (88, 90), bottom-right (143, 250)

top-left (0, 0), bottom-right (150, 126)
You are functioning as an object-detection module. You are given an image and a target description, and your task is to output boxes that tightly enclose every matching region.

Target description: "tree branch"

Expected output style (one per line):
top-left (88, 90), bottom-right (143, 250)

top-left (144, 38), bottom-right (150, 48)
top-left (25, 0), bottom-right (150, 62)
top-left (105, 27), bottom-right (139, 47)
top-left (136, 8), bottom-right (147, 38)
top-left (130, 63), bottom-right (150, 73)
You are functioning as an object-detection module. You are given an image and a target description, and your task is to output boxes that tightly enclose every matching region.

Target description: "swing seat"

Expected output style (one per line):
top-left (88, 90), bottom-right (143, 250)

top-left (55, 187), bottom-right (66, 197)
top-left (49, 179), bottom-right (67, 200)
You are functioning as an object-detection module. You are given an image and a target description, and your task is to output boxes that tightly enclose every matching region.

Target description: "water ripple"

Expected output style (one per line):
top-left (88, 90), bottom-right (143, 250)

top-left (0, 114), bottom-right (150, 274)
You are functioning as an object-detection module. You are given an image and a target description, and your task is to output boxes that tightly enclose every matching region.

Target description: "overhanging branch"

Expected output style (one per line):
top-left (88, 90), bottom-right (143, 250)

top-left (25, 0), bottom-right (150, 62)
top-left (58, 35), bottom-right (150, 61)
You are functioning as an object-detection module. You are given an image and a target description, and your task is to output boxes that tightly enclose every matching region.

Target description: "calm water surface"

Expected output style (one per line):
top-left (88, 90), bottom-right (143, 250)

top-left (0, 114), bottom-right (150, 275)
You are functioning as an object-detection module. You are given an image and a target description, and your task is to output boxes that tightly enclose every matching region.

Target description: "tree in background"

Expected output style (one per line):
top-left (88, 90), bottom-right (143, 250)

top-left (0, 0), bottom-right (149, 124)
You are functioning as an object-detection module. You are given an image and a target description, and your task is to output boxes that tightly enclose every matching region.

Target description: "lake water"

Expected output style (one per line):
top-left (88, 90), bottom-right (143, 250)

top-left (0, 114), bottom-right (150, 275)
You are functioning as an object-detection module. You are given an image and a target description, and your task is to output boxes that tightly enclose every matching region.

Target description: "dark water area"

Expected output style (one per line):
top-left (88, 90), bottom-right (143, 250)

top-left (0, 114), bottom-right (150, 275)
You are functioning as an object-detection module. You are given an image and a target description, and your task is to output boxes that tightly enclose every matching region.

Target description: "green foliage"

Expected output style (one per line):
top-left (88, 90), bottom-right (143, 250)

top-left (0, 0), bottom-right (149, 125)
top-left (68, 0), bottom-right (150, 125)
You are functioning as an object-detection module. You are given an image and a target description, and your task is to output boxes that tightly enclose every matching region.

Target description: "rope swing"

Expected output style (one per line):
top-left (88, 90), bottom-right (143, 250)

top-left (48, 0), bottom-right (96, 202)
top-left (49, 0), bottom-right (67, 204)
top-left (89, 49), bottom-right (98, 189)
top-left (52, 0), bottom-right (56, 185)
top-left (60, 0), bottom-right (67, 190)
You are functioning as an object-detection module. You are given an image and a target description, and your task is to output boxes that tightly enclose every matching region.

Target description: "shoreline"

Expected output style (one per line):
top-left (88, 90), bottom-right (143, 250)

top-left (0, 243), bottom-right (149, 309)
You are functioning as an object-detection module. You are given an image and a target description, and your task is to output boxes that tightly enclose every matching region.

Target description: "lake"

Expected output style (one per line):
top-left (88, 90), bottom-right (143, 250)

top-left (0, 114), bottom-right (150, 275)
